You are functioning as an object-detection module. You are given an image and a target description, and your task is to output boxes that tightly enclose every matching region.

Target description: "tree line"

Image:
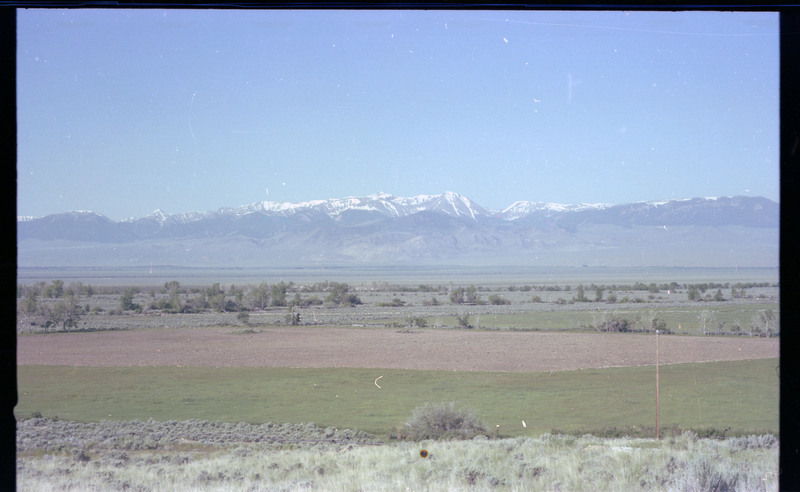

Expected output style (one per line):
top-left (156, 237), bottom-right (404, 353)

top-left (16, 280), bottom-right (363, 332)
top-left (17, 278), bottom-right (779, 333)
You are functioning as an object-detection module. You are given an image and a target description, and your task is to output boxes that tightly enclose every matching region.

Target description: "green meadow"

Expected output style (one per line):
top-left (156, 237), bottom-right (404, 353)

top-left (435, 302), bottom-right (780, 334)
top-left (17, 358), bottom-right (778, 438)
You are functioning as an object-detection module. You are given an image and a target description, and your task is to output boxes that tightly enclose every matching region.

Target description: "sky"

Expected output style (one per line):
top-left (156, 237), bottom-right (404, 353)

top-left (17, 9), bottom-right (779, 221)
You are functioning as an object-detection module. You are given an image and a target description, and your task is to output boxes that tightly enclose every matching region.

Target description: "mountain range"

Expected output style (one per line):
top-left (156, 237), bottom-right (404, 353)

top-left (17, 192), bottom-right (779, 268)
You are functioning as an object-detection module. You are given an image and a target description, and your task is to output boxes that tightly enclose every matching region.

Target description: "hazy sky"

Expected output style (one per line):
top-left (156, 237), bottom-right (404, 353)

top-left (17, 9), bottom-right (779, 220)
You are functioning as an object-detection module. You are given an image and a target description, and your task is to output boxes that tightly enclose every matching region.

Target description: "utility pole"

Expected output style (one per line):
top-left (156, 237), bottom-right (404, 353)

top-left (656, 329), bottom-right (660, 440)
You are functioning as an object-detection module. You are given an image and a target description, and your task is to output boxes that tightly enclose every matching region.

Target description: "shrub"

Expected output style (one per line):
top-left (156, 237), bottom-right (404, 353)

top-left (378, 298), bottom-right (406, 307)
top-left (597, 317), bottom-right (632, 333)
top-left (488, 294), bottom-right (510, 305)
top-left (119, 288), bottom-right (140, 311)
top-left (455, 314), bottom-right (473, 329)
top-left (686, 455), bottom-right (739, 491)
top-left (324, 282), bottom-right (361, 306)
top-left (399, 402), bottom-right (488, 441)
top-left (450, 286), bottom-right (481, 305)
top-left (728, 434), bottom-right (778, 450)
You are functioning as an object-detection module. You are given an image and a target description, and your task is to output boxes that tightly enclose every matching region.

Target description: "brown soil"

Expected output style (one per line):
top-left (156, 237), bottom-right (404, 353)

top-left (17, 327), bottom-right (778, 372)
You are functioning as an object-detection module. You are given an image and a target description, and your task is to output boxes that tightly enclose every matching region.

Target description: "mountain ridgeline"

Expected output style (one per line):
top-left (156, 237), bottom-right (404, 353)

top-left (17, 193), bottom-right (779, 268)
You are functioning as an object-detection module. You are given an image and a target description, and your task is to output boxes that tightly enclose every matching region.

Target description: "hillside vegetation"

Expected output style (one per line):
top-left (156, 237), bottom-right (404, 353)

top-left (17, 418), bottom-right (778, 491)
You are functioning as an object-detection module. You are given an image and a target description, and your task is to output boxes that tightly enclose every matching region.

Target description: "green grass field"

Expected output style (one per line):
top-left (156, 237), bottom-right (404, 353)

top-left (17, 358), bottom-right (778, 437)
top-left (436, 303), bottom-right (779, 334)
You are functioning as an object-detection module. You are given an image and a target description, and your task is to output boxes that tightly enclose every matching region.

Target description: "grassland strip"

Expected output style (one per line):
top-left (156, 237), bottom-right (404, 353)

top-left (464, 302), bottom-right (779, 333)
top-left (17, 358), bottom-right (778, 437)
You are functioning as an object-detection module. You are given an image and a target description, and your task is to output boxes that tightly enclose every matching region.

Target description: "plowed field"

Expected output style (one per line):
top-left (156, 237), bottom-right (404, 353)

top-left (17, 327), bottom-right (778, 372)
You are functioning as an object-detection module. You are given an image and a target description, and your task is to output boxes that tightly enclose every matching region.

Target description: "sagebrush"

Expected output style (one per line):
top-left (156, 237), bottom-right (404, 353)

top-left (16, 418), bottom-right (778, 491)
top-left (397, 402), bottom-right (488, 441)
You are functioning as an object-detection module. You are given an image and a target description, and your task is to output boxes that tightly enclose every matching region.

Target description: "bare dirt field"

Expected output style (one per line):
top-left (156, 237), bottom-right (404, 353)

top-left (17, 327), bottom-right (778, 372)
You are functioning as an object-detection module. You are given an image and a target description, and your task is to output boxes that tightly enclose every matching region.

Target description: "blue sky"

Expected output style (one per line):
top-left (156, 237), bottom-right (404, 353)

top-left (17, 9), bottom-right (779, 220)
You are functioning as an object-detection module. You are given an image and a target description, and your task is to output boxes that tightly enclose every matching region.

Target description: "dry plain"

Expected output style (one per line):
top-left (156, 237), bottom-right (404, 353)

top-left (18, 326), bottom-right (778, 371)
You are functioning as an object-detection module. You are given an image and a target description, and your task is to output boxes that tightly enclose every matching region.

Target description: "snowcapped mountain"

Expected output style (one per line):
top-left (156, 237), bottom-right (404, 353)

top-left (23, 192), bottom-right (775, 227)
top-left (126, 209), bottom-right (207, 225)
top-left (499, 201), bottom-right (610, 220)
top-left (175, 191), bottom-right (491, 221)
top-left (17, 192), bottom-right (779, 267)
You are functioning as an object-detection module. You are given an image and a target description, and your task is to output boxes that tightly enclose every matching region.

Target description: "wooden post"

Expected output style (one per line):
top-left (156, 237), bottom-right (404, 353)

top-left (656, 330), bottom-right (660, 440)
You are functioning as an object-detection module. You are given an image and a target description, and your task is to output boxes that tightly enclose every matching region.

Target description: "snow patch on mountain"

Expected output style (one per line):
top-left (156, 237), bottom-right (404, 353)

top-left (500, 201), bottom-right (610, 220)
top-left (218, 191), bottom-right (488, 221)
top-left (398, 191), bottom-right (489, 219)
top-left (123, 209), bottom-right (207, 224)
top-left (251, 193), bottom-right (405, 218)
